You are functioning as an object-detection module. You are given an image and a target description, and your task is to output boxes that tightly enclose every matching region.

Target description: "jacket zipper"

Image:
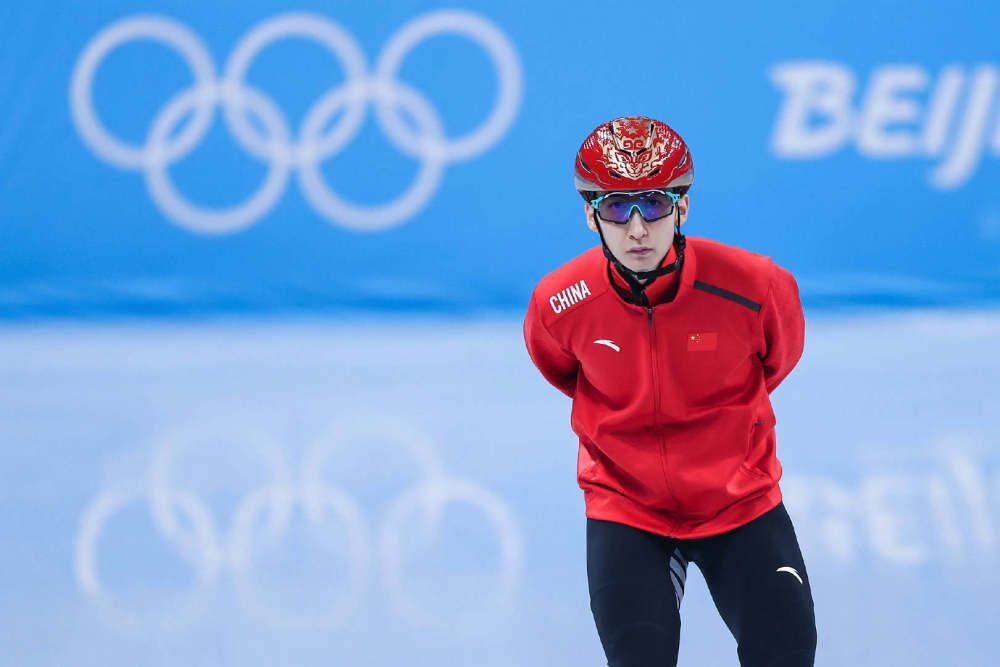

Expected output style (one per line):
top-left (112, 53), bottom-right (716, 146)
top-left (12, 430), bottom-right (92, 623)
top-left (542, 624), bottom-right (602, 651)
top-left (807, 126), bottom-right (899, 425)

top-left (647, 305), bottom-right (680, 527)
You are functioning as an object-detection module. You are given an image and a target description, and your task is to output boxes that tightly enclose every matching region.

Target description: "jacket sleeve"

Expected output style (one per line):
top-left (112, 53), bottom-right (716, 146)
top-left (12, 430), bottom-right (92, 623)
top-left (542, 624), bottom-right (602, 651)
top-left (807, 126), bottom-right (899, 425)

top-left (523, 295), bottom-right (579, 398)
top-left (759, 262), bottom-right (805, 394)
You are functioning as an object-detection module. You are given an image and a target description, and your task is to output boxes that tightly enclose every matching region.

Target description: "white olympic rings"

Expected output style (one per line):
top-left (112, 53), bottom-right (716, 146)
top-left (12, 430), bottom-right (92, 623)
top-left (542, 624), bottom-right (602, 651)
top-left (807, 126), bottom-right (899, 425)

top-left (74, 418), bottom-right (524, 632)
top-left (69, 11), bottom-right (523, 234)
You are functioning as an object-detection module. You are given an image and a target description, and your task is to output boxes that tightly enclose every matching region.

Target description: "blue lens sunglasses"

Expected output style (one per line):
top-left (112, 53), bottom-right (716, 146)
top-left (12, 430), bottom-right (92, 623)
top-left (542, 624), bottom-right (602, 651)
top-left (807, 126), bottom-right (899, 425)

top-left (589, 189), bottom-right (681, 224)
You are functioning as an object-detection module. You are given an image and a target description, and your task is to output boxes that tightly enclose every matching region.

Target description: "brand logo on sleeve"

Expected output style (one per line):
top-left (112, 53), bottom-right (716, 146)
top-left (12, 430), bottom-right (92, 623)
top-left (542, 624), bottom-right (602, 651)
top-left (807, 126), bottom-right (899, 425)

top-left (549, 279), bottom-right (591, 314)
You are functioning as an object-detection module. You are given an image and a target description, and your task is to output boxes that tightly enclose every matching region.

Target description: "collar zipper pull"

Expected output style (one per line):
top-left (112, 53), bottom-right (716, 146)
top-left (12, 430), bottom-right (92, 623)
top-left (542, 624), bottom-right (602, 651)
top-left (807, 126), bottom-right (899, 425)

top-left (647, 307), bottom-right (653, 328)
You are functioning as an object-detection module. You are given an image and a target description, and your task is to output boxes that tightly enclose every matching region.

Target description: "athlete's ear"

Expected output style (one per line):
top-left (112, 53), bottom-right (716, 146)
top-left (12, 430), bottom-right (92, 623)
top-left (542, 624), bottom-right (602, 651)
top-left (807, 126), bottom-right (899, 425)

top-left (585, 202), bottom-right (598, 233)
top-left (677, 194), bottom-right (690, 228)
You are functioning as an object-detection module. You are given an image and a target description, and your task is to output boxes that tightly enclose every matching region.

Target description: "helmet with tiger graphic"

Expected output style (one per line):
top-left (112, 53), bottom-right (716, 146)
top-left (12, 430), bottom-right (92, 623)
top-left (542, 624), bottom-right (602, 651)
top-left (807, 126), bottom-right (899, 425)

top-left (574, 116), bottom-right (694, 195)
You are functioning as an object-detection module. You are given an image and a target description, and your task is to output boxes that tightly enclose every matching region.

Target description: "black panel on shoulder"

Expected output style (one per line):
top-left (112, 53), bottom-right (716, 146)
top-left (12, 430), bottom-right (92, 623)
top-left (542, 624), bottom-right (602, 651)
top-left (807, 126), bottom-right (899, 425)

top-left (693, 280), bottom-right (762, 312)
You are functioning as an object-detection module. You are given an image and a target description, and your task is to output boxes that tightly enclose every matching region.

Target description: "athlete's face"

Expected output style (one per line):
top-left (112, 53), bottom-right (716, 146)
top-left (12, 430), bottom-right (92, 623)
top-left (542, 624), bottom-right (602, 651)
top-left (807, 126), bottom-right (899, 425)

top-left (585, 193), bottom-right (689, 274)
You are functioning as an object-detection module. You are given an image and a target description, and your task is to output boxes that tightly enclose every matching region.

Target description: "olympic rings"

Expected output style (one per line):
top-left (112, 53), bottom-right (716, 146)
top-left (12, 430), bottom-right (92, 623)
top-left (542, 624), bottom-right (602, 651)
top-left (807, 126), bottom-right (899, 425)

top-left (69, 11), bottom-right (523, 234)
top-left (74, 418), bottom-right (524, 631)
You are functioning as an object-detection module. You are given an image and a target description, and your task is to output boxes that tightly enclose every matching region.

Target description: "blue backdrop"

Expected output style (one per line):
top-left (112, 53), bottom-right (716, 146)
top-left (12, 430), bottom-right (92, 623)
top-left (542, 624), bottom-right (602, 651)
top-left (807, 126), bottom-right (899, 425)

top-left (2, 0), bottom-right (999, 317)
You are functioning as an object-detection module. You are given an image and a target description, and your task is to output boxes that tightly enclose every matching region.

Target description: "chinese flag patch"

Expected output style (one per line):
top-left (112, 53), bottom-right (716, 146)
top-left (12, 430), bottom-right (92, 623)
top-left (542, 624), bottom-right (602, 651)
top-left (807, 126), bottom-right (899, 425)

top-left (687, 332), bottom-right (718, 351)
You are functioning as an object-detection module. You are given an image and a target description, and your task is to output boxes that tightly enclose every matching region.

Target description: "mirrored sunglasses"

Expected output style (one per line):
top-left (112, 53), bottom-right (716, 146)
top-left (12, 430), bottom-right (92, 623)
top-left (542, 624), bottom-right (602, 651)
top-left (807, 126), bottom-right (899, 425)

top-left (590, 189), bottom-right (680, 224)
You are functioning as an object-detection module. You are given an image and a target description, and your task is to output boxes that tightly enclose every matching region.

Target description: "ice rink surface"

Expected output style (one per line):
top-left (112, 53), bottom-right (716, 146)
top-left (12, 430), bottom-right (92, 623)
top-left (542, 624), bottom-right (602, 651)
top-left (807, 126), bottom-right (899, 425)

top-left (2, 308), bottom-right (998, 666)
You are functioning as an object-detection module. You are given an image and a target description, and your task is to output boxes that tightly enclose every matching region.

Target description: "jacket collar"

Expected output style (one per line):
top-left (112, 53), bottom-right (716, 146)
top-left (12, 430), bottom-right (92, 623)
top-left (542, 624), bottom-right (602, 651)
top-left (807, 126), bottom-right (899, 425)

top-left (607, 236), bottom-right (697, 308)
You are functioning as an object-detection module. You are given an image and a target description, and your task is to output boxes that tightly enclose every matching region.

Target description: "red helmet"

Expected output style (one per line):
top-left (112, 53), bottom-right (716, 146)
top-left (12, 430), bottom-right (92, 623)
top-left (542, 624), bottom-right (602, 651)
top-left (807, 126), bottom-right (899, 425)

top-left (574, 116), bottom-right (694, 194)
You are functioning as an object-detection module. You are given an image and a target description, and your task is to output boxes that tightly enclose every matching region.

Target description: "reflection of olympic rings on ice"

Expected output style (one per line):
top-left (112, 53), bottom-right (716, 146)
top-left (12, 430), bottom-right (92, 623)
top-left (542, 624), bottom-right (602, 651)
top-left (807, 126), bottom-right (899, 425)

top-left (69, 11), bottom-right (522, 234)
top-left (74, 419), bottom-right (524, 631)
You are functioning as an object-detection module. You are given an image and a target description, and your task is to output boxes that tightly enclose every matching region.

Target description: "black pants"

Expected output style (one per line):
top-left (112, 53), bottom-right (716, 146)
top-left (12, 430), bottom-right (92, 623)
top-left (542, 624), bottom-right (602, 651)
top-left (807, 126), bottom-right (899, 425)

top-left (587, 502), bottom-right (816, 666)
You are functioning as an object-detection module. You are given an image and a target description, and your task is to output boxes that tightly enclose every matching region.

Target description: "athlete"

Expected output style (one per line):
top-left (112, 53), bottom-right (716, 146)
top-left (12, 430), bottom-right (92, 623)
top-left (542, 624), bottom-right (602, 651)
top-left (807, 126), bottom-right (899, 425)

top-left (523, 116), bottom-right (817, 666)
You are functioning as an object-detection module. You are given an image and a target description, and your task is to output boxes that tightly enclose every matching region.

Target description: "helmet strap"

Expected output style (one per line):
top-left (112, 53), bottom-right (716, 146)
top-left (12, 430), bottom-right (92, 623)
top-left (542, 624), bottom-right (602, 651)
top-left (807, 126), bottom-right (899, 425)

top-left (593, 210), bottom-right (686, 304)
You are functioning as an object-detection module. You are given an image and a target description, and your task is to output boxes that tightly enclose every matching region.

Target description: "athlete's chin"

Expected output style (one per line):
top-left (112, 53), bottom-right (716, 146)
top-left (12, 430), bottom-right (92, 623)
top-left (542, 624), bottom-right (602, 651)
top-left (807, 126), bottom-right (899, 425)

top-left (621, 256), bottom-right (660, 273)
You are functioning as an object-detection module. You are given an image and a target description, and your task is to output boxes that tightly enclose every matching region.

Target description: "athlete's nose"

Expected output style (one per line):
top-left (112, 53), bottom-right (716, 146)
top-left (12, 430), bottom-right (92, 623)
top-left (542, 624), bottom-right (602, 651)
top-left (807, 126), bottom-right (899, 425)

top-left (626, 209), bottom-right (648, 241)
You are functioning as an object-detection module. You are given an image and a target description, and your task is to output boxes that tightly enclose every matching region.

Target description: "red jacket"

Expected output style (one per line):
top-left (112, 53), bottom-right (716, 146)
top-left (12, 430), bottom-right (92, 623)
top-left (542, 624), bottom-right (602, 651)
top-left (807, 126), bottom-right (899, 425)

top-left (523, 235), bottom-right (805, 539)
